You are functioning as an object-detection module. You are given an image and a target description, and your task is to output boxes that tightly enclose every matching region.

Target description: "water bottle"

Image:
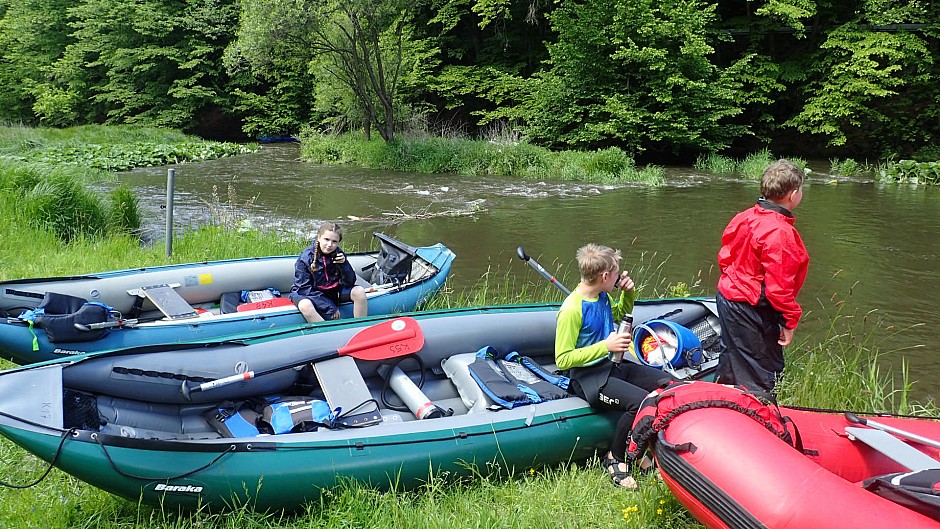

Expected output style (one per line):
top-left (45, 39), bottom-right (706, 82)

top-left (610, 313), bottom-right (633, 363)
top-left (618, 313), bottom-right (634, 336)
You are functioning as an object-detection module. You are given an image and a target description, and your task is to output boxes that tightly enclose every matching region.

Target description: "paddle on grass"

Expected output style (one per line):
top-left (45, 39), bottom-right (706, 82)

top-left (516, 246), bottom-right (571, 296)
top-left (845, 412), bottom-right (940, 450)
top-left (181, 317), bottom-right (424, 400)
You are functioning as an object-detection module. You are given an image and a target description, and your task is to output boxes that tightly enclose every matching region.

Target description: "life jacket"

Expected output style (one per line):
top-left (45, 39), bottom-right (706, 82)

top-left (627, 380), bottom-right (795, 462)
top-left (467, 346), bottom-right (570, 409)
top-left (205, 400), bottom-right (265, 438)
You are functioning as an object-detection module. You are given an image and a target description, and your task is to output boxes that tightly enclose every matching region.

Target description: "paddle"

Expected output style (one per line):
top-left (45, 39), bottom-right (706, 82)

top-left (845, 412), bottom-right (940, 450)
top-left (181, 317), bottom-right (424, 400)
top-left (516, 246), bottom-right (571, 296)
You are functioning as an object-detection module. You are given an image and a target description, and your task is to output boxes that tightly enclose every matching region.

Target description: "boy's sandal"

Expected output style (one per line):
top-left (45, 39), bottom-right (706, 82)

top-left (603, 455), bottom-right (639, 490)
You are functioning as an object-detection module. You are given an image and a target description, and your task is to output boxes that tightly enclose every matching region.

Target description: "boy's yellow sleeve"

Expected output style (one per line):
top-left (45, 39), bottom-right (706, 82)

top-left (611, 288), bottom-right (637, 322)
top-left (555, 299), bottom-right (608, 370)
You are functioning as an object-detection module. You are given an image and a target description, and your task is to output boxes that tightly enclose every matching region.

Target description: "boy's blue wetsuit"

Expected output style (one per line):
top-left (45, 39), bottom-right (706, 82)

top-left (555, 289), bottom-right (675, 461)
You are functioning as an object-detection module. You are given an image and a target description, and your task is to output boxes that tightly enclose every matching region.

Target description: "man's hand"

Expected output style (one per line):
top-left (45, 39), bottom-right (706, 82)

top-left (778, 326), bottom-right (795, 346)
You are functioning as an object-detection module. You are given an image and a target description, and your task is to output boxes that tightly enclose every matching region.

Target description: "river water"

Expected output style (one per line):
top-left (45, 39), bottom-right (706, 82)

top-left (111, 144), bottom-right (940, 402)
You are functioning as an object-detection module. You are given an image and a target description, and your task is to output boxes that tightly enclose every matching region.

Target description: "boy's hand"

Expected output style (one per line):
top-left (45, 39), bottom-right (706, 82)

top-left (616, 272), bottom-right (634, 291)
top-left (778, 326), bottom-right (794, 346)
top-left (605, 332), bottom-right (632, 354)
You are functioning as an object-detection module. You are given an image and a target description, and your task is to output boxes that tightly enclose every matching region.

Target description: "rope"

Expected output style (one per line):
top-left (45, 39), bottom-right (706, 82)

top-left (0, 428), bottom-right (75, 489)
top-left (632, 399), bottom-right (794, 458)
top-left (92, 433), bottom-right (236, 481)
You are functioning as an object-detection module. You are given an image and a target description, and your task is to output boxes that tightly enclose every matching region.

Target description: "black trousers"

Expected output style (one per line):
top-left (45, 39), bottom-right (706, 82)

top-left (570, 361), bottom-right (675, 461)
top-left (715, 291), bottom-right (785, 394)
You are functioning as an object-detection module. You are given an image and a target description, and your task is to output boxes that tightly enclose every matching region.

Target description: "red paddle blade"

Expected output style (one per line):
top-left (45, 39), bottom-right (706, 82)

top-left (338, 316), bottom-right (424, 361)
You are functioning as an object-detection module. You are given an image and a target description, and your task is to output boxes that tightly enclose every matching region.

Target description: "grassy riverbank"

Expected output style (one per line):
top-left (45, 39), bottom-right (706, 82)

top-left (0, 124), bottom-right (257, 253)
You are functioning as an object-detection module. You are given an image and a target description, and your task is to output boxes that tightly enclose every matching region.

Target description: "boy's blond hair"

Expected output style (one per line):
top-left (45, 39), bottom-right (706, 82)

top-left (761, 159), bottom-right (805, 200)
top-left (576, 243), bottom-right (621, 284)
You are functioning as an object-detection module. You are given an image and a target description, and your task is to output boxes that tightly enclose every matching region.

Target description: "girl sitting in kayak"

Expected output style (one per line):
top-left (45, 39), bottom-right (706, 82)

top-left (289, 222), bottom-right (368, 322)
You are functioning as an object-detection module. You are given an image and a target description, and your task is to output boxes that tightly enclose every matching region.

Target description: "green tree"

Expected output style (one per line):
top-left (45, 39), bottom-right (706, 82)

top-left (32, 0), bottom-right (238, 129)
top-left (785, 2), bottom-right (936, 153)
top-left (0, 0), bottom-right (73, 123)
top-left (233, 0), bottom-right (436, 142)
top-left (521, 0), bottom-right (746, 155)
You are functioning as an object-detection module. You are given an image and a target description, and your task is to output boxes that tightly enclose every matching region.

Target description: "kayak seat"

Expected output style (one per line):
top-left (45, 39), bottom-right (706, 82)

top-left (140, 284), bottom-right (198, 320)
top-left (846, 427), bottom-right (940, 471)
top-left (313, 356), bottom-right (381, 428)
top-left (25, 292), bottom-right (114, 343)
top-left (863, 468), bottom-right (940, 522)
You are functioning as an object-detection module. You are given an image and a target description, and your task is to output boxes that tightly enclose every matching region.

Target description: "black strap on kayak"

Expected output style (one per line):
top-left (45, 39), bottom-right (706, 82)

top-left (0, 428), bottom-right (75, 489)
top-left (111, 366), bottom-right (215, 384)
top-left (91, 433), bottom-right (237, 480)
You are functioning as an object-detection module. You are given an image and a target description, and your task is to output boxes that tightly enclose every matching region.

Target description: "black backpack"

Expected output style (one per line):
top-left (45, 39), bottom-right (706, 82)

top-left (370, 233), bottom-right (418, 286)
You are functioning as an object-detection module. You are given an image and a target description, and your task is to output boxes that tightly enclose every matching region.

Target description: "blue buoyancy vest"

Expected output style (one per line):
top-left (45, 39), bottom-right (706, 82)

top-left (467, 346), bottom-right (571, 409)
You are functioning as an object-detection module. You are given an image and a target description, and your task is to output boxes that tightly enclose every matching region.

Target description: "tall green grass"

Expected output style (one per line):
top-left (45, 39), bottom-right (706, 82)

top-left (694, 149), bottom-right (809, 179)
top-left (300, 132), bottom-right (665, 185)
top-left (0, 125), bottom-right (259, 246)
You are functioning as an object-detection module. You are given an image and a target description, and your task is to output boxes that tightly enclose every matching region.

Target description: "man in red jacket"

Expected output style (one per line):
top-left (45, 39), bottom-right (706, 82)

top-left (716, 159), bottom-right (809, 394)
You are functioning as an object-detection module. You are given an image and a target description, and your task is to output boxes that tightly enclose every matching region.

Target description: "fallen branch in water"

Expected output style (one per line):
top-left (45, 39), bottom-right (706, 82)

top-left (345, 201), bottom-right (486, 222)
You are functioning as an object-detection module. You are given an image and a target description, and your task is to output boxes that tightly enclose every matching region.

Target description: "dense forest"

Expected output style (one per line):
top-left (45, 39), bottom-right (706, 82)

top-left (0, 0), bottom-right (937, 161)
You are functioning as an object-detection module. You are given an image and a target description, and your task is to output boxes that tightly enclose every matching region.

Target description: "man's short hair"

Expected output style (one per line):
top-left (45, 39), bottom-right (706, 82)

top-left (761, 159), bottom-right (805, 200)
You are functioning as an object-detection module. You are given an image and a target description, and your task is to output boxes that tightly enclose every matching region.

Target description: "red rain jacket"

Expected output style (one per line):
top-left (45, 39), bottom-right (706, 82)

top-left (717, 200), bottom-right (809, 330)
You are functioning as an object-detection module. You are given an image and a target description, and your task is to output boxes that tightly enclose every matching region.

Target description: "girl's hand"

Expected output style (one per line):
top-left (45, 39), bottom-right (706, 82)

top-left (332, 311), bottom-right (342, 320)
top-left (334, 252), bottom-right (346, 264)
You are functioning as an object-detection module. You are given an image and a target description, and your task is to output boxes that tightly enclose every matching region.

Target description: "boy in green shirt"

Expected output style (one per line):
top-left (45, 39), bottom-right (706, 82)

top-left (555, 243), bottom-right (675, 489)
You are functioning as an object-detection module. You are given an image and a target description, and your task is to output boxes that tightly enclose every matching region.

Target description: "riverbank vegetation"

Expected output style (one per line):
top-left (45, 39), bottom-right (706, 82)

top-left (301, 132), bottom-right (666, 184)
top-left (694, 149), bottom-right (810, 179)
top-left (0, 246), bottom-right (934, 527)
top-left (0, 125), bottom-right (254, 248)
top-left (0, 1), bottom-right (937, 163)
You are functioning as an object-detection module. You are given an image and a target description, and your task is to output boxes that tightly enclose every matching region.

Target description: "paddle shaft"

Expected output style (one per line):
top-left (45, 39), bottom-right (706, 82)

top-left (516, 246), bottom-right (571, 296)
top-left (183, 318), bottom-right (422, 398)
top-left (845, 412), bottom-right (940, 450)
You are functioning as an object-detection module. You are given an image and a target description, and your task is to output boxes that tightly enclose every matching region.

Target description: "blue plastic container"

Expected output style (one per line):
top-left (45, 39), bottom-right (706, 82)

top-left (632, 319), bottom-right (703, 369)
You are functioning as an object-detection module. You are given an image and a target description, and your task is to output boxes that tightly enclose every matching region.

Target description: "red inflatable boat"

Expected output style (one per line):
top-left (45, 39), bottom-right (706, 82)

top-left (631, 381), bottom-right (940, 529)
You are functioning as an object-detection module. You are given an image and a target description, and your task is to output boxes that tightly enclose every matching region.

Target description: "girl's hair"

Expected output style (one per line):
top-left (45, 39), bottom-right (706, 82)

top-left (576, 243), bottom-right (622, 284)
top-left (312, 222), bottom-right (343, 270)
top-left (761, 159), bottom-right (805, 200)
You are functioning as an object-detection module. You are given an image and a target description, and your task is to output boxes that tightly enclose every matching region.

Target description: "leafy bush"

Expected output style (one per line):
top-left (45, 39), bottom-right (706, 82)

top-left (880, 160), bottom-right (940, 185)
top-left (21, 173), bottom-right (109, 242)
top-left (829, 158), bottom-right (865, 177)
top-left (694, 153), bottom-right (736, 173)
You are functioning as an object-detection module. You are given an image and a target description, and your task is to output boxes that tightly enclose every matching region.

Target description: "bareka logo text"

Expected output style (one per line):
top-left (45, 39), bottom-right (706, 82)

top-left (154, 483), bottom-right (203, 493)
